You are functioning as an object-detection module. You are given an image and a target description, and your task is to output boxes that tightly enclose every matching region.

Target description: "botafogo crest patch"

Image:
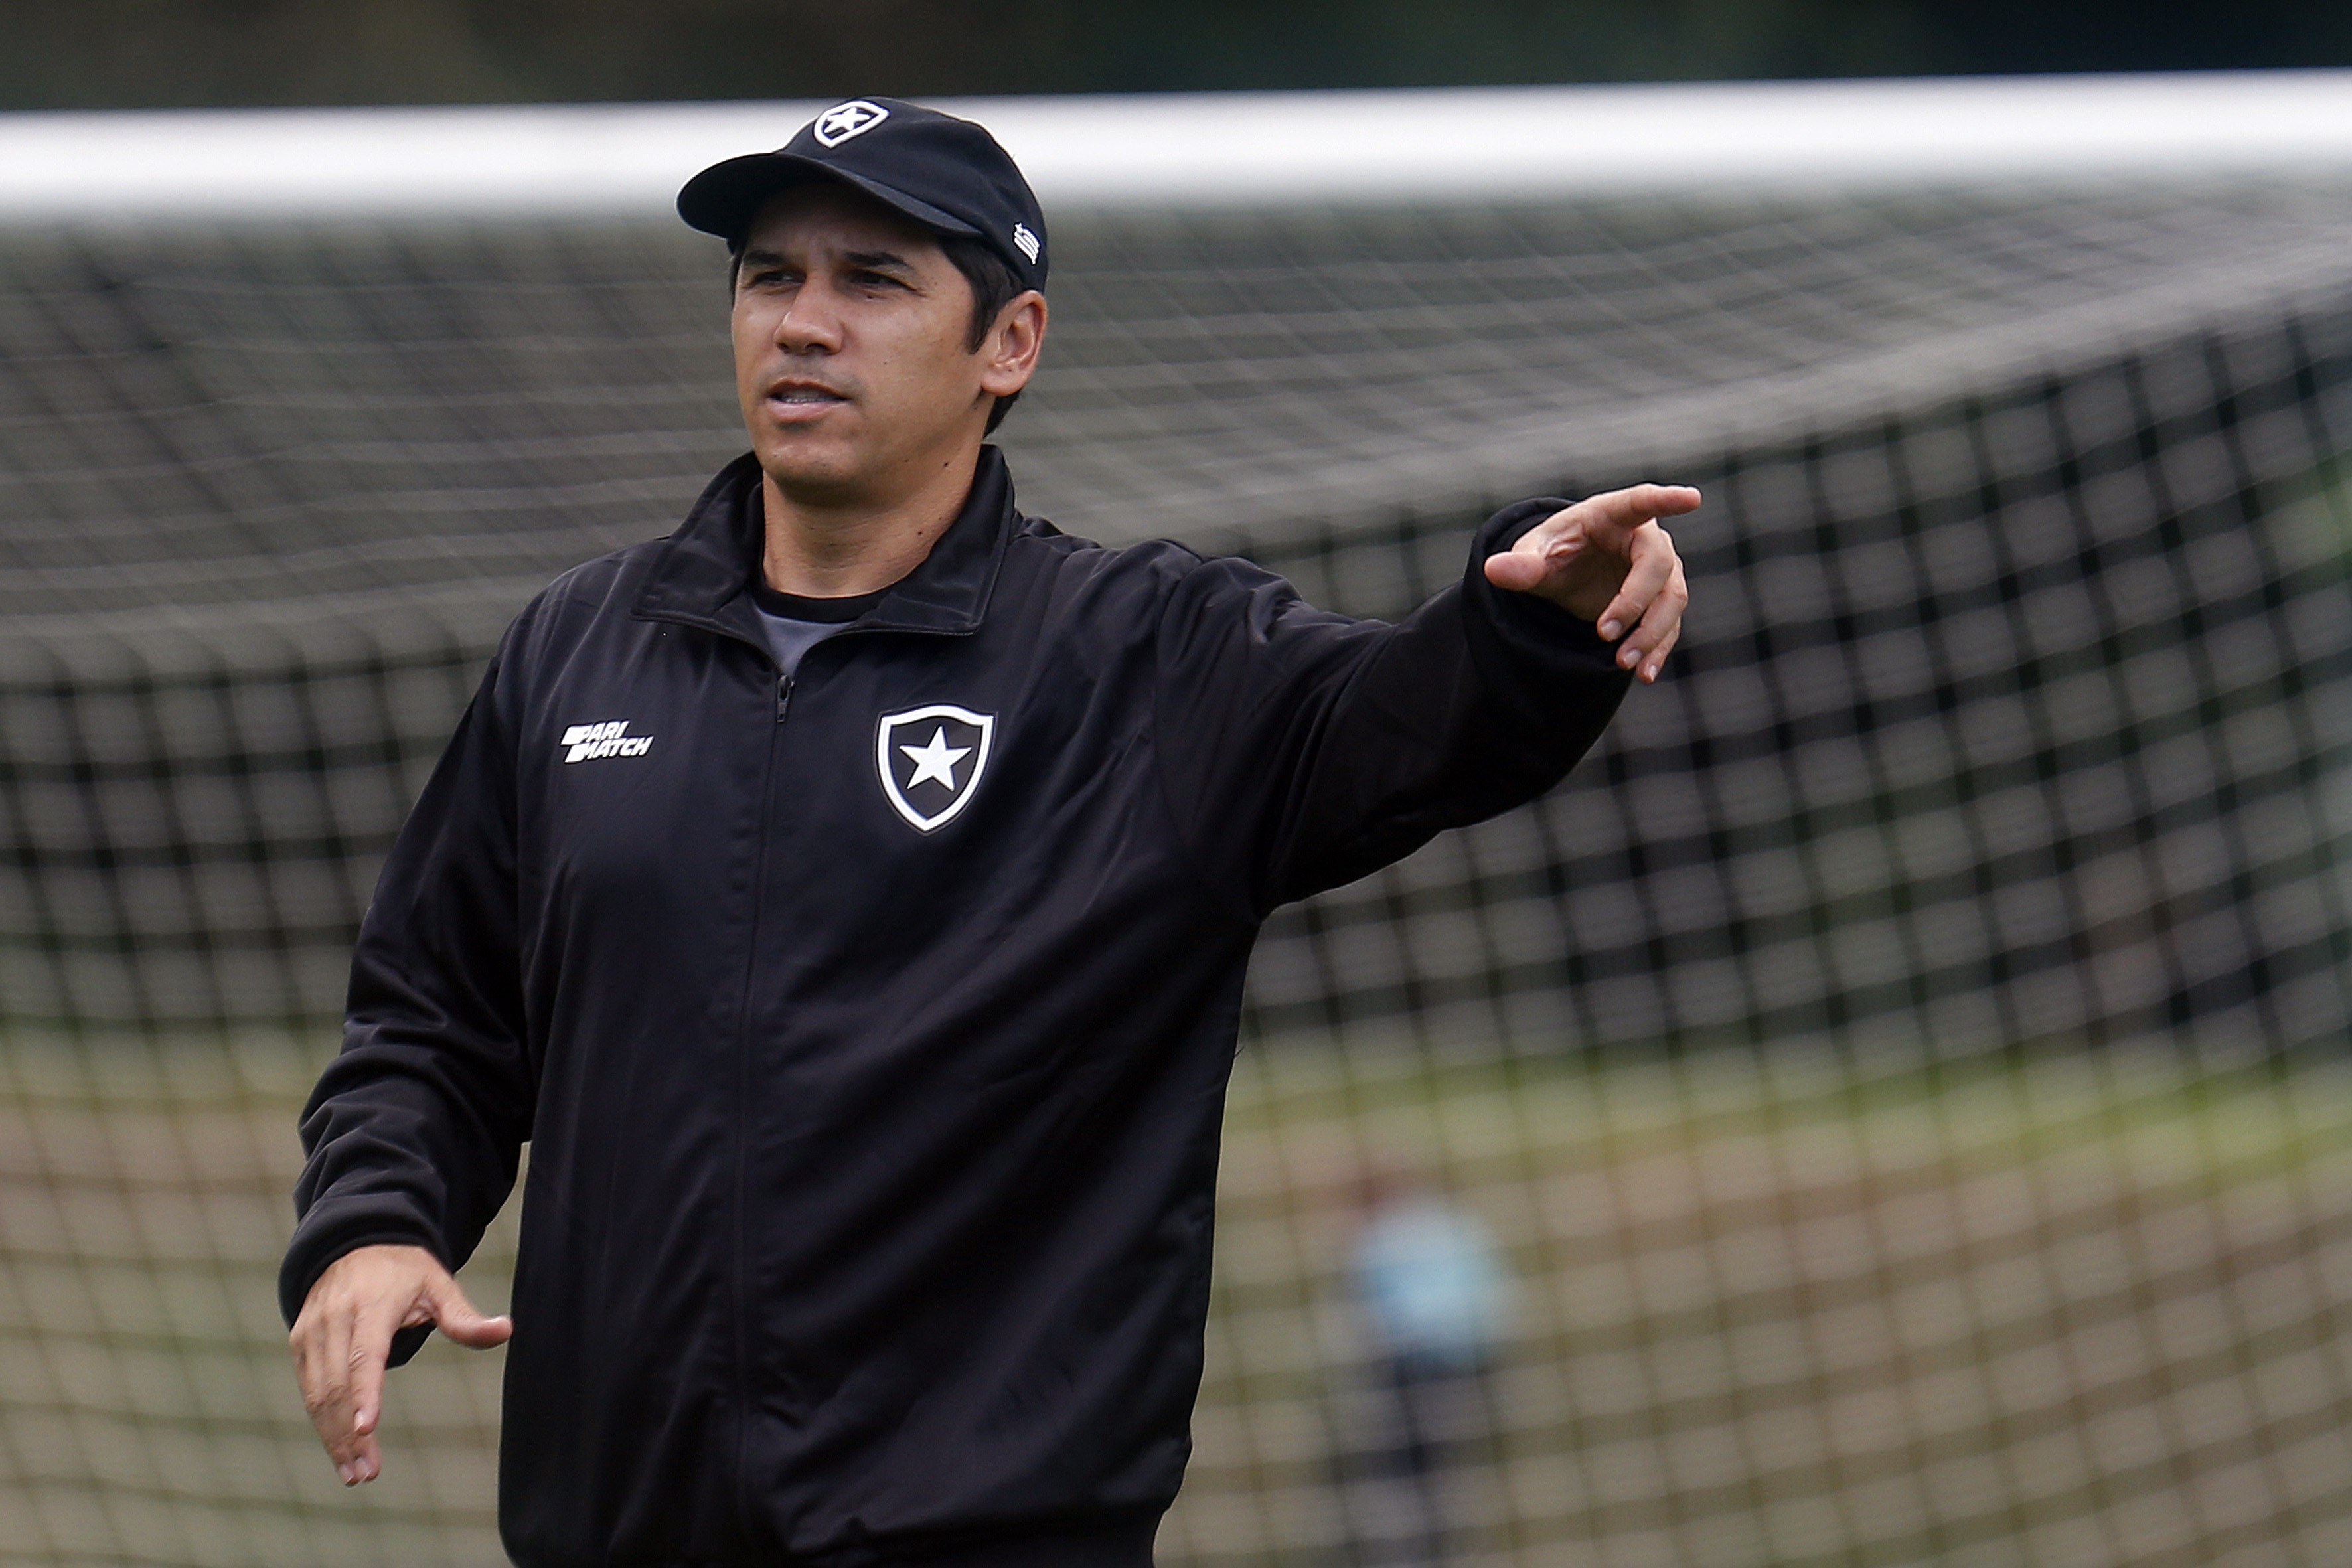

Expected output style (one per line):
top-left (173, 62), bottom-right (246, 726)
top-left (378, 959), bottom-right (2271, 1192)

top-left (875, 704), bottom-right (995, 832)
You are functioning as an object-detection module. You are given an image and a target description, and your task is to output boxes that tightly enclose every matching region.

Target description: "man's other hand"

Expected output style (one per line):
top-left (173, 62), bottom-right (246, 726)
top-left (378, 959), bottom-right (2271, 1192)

top-left (289, 1243), bottom-right (512, 1487)
top-left (1484, 483), bottom-right (1697, 684)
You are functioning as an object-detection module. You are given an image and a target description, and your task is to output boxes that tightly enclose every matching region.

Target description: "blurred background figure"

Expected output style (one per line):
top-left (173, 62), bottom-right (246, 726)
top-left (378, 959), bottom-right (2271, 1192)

top-left (1339, 1165), bottom-right (1511, 1568)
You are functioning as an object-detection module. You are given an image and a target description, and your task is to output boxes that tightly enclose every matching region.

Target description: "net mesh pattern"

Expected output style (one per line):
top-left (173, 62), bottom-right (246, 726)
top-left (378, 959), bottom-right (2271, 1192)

top-left (7, 177), bottom-right (2352, 614)
top-left (1, 175), bottom-right (2349, 1567)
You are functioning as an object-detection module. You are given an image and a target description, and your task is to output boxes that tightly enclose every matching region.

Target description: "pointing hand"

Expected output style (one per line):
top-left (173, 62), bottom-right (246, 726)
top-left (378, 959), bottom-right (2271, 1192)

top-left (1484, 483), bottom-right (1697, 684)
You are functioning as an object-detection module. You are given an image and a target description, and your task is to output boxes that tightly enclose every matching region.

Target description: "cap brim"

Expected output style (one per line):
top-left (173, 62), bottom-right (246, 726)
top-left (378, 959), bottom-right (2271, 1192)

top-left (677, 152), bottom-right (983, 245)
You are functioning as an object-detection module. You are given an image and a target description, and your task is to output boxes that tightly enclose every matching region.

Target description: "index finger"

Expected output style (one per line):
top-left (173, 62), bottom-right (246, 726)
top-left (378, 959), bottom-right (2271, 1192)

top-left (343, 1295), bottom-right (404, 1444)
top-left (307, 1295), bottom-right (400, 1482)
top-left (1562, 483), bottom-right (1701, 544)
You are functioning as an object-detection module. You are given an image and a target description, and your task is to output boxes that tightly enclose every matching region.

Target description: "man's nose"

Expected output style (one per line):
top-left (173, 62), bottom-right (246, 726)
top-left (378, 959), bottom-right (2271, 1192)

top-left (773, 283), bottom-right (844, 352)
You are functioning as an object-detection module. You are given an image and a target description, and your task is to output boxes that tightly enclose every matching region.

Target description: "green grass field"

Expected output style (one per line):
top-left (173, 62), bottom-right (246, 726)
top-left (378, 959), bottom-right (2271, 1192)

top-left (3, 1032), bottom-right (2348, 1568)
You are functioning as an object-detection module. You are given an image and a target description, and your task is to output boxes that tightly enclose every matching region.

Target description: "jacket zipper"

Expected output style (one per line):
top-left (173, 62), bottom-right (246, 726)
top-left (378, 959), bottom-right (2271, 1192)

top-left (672, 625), bottom-right (951, 1545)
top-left (732, 655), bottom-right (789, 1548)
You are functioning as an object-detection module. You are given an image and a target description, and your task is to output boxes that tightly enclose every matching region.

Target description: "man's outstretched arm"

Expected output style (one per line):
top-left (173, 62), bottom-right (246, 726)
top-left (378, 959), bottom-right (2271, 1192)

top-left (1154, 483), bottom-right (1696, 915)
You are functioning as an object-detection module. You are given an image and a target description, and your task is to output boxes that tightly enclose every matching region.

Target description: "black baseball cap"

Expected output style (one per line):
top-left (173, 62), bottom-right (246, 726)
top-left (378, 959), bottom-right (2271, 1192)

top-left (678, 97), bottom-right (1048, 291)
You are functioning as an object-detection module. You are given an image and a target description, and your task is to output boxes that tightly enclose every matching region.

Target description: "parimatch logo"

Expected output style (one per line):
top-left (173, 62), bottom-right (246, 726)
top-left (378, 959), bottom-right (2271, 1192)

top-left (561, 721), bottom-right (653, 764)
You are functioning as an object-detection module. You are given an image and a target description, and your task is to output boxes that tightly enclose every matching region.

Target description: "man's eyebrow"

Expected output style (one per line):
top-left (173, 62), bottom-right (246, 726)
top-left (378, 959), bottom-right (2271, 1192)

top-left (840, 248), bottom-right (917, 275)
top-left (736, 248), bottom-right (791, 272)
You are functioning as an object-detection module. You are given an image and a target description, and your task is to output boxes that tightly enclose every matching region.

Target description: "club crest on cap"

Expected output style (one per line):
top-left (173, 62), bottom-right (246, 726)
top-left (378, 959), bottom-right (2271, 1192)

top-left (1011, 223), bottom-right (1042, 264)
top-left (814, 100), bottom-right (890, 148)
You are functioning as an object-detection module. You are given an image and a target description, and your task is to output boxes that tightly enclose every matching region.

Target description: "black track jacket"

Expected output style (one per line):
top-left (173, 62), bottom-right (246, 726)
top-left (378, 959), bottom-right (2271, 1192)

top-left (282, 447), bottom-right (1630, 1567)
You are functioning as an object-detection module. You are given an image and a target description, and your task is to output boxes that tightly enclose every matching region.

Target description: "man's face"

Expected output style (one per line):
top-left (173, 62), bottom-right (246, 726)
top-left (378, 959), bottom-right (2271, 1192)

top-left (731, 183), bottom-right (992, 497)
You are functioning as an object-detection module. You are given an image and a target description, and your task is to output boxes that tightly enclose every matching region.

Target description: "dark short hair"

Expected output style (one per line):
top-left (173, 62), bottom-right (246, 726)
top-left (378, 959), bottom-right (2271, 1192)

top-left (728, 228), bottom-right (1032, 436)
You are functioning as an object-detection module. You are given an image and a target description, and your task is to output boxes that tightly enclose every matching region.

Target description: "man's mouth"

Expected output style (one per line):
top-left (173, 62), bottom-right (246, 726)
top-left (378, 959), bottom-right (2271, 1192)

top-left (767, 380), bottom-right (848, 410)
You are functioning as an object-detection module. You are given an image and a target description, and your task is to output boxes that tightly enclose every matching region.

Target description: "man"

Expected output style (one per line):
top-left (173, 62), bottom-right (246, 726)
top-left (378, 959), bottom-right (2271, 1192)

top-left (1344, 1168), bottom-right (1509, 1568)
top-left (283, 97), bottom-right (1692, 1566)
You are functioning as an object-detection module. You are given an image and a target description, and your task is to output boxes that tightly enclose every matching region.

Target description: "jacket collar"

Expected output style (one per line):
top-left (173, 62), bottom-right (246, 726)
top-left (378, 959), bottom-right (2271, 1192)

top-left (632, 445), bottom-right (1016, 642)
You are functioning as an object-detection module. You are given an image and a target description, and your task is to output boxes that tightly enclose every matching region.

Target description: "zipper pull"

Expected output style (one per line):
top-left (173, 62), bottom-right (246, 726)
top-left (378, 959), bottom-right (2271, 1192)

top-left (775, 674), bottom-right (794, 723)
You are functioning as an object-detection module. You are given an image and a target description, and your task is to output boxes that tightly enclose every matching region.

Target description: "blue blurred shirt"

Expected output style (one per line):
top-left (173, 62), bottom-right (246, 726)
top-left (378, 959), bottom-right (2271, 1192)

top-left (1353, 1197), bottom-right (1508, 1368)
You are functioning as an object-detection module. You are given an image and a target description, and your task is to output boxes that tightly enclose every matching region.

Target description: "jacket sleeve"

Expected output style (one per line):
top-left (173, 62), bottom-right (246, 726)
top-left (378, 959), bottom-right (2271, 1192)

top-left (277, 635), bottom-right (534, 1367)
top-left (1155, 497), bottom-right (1634, 917)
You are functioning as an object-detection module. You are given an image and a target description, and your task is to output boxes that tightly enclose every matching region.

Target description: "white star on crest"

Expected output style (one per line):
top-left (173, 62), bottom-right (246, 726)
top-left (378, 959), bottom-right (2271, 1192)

top-left (899, 726), bottom-right (971, 791)
top-left (815, 100), bottom-right (889, 146)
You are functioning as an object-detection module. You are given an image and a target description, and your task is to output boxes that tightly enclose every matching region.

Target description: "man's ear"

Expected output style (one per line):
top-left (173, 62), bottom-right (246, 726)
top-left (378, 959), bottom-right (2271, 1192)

top-left (979, 292), bottom-right (1048, 400)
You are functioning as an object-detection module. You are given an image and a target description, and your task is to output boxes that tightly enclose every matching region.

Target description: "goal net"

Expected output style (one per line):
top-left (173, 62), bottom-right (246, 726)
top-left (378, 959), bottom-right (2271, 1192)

top-left (1, 78), bottom-right (2347, 1568)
